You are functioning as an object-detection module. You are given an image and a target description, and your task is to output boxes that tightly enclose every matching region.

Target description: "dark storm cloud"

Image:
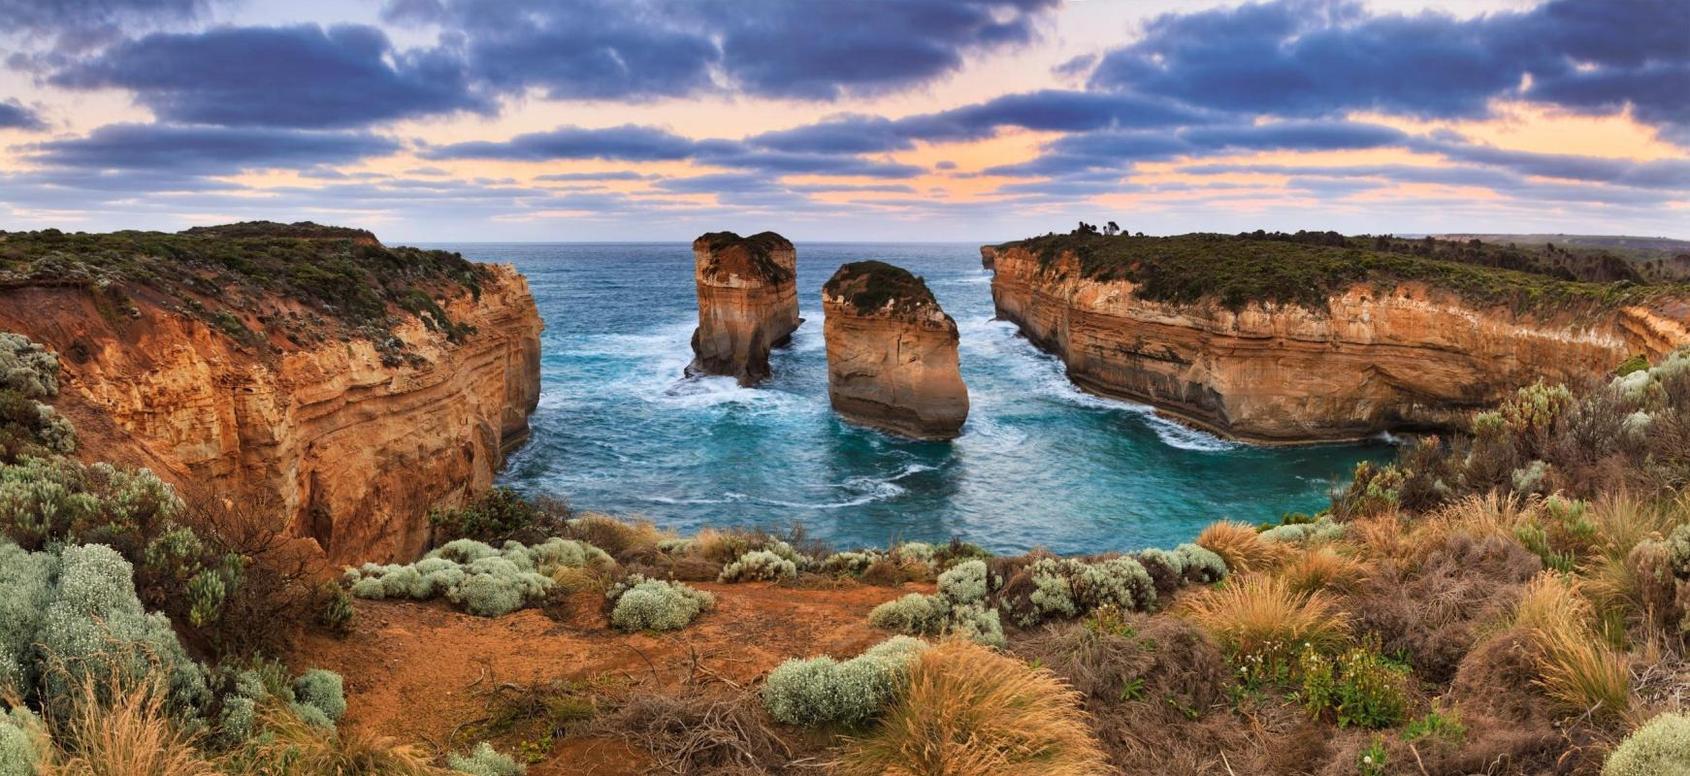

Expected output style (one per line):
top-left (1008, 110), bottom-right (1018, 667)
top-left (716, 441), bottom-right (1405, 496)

top-left (0, 0), bottom-right (212, 49)
top-left (24, 124), bottom-right (401, 173)
top-left (746, 90), bottom-right (1212, 155)
top-left (1088, 0), bottom-right (1690, 137)
top-left (425, 124), bottom-right (925, 178)
top-left (381, 0), bottom-right (1058, 101)
top-left (50, 25), bottom-right (490, 129)
top-left (0, 100), bottom-right (45, 131)
top-left (424, 125), bottom-right (701, 162)
top-left (983, 120), bottom-right (1407, 177)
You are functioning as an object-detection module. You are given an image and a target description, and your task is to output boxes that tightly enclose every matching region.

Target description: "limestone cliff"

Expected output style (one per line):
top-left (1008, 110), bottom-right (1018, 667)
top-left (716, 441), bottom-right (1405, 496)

top-left (0, 227), bottom-right (541, 563)
top-left (989, 240), bottom-right (1688, 444)
top-left (979, 245), bottom-right (998, 270)
top-left (688, 231), bottom-right (800, 385)
top-left (823, 261), bottom-right (968, 440)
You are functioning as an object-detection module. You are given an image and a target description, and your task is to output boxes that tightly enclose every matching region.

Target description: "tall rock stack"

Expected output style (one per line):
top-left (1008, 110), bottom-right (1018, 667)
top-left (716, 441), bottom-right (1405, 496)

top-left (822, 261), bottom-right (969, 440)
top-left (688, 231), bottom-right (801, 386)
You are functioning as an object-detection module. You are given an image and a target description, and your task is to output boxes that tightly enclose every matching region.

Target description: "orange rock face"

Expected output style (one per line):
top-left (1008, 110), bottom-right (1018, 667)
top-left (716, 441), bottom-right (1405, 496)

top-left (989, 245), bottom-right (1686, 443)
top-left (822, 261), bottom-right (968, 440)
top-left (0, 264), bottom-right (542, 564)
top-left (688, 231), bottom-right (800, 385)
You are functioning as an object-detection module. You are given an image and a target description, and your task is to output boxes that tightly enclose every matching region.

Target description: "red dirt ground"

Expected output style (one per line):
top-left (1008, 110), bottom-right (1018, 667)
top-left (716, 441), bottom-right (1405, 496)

top-left (290, 579), bottom-right (928, 775)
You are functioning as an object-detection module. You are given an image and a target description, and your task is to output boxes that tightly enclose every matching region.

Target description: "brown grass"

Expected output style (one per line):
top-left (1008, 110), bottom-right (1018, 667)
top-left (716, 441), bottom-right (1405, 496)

top-left (1178, 575), bottom-right (1349, 663)
top-left (52, 679), bottom-right (219, 776)
top-left (223, 707), bottom-right (443, 776)
top-left (1509, 573), bottom-right (1633, 720)
top-left (1277, 546), bottom-right (1366, 595)
top-left (568, 514), bottom-right (671, 561)
top-left (1418, 492), bottom-right (1539, 549)
top-left (1195, 521), bottom-right (1278, 574)
top-left (839, 640), bottom-right (1114, 776)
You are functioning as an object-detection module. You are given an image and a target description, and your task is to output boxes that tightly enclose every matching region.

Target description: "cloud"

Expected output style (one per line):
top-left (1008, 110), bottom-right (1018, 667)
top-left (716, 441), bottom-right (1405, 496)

top-left (1087, 0), bottom-right (1690, 138)
top-left (0, 0), bottom-right (212, 50)
top-left (425, 124), bottom-right (926, 178)
top-left (747, 90), bottom-right (1212, 154)
top-left (535, 171), bottom-right (657, 182)
top-left (50, 24), bottom-right (489, 129)
top-left (382, 0), bottom-right (1058, 101)
top-left (0, 100), bottom-right (45, 130)
top-left (425, 125), bottom-right (699, 161)
top-left (984, 119), bottom-right (1407, 176)
top-left (24, 123), bottom-right (400, 173)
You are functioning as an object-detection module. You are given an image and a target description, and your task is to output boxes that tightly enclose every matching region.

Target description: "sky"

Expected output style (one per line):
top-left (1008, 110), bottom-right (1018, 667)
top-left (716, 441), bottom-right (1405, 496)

top-left (0, 0), bottom-right (1686, 242)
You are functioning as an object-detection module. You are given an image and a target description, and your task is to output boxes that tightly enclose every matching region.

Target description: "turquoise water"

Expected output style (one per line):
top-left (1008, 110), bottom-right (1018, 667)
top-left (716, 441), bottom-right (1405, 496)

top-left (429, 242), bottom-right (1391, 555)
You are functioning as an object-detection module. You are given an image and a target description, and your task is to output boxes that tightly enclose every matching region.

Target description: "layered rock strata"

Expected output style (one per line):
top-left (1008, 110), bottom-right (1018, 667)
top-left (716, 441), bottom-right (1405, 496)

top-left (989, 243), bottom-right (1687, 443)
top-left (688, 231), bottom-right (800, 385)
top-left (0, 255), bottom-right (541, 564)
top-left (822, 261), bottom-right (969, 440)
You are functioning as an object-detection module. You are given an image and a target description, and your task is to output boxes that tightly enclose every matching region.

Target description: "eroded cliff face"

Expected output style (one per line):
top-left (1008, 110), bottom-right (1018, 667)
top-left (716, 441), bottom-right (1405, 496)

top-left (688, 232), bottom-right (800, 385)
top-left (990, 245), bottom-right (1685, 443)
top-left (823, 262), bottom-right (968, 440)
top-left (0, 264), bottom-right (542, 564)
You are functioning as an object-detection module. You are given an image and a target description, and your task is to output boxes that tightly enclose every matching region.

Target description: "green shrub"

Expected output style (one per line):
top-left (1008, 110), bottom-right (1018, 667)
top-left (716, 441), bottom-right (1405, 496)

top-left (607, 576), bottom-right (715, 632)
top-left (1604, 712), bottom-right (1690, 776)
top-left (0, 706), bottom-right (48, 776)
top-left (894, 542), bottom-right (935, 565)
top-left (868, 593), bottom-right (946, 635)
top-left (1174, 543), bottom-right (1228, 583)
top-left (449, 742), bottom-right (526, 776)
top-left (35, 544), bottom-right (209, 720)
top-left (936, 560), bottom-right (988, 604)
top-left (0, 457), bottom-right (180, 552)
top-left (718, 549), bottom-right (797, 582)
top-left (1297, 643), bottom-right (1410, 729)
top-left (292, 669), bottom-right (346, 723)
top-left (1257, 519), bottom-right (1345, 544)
top-left (1011, 556), bottom-right (1158, 628)
top-left (761, 636), bottom-right (928, 726)
top-left (429, 487), bottom-right (570, 545)
top-left (344, 537), bottom-right (608, 617)
top-left (0, 542), bottom-right (53, 694)
top-left (822, 551), bottom-right (883, 575)
top-left (0, 332), bottom-right (75, 465)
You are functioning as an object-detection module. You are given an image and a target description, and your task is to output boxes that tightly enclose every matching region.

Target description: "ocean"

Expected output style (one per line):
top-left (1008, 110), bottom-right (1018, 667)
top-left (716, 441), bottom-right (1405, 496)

top-left (426, 241), bottom-right (1392, 555)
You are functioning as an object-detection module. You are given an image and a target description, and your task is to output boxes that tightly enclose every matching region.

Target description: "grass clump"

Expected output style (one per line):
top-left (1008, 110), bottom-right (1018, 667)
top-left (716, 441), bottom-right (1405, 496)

top-left (1179, 575), bottom-right (1349, 686)
top-left (761, 636), bottom-right (928, 727)
top-left (838, 640), bottom-right (1112, 776)
top-left (606, 576), bottom-right (714, 632)
top-left (1509, 573), bottom-right (1633, 720)
top-left (1603, 712), bottom-right (1690, 776)
top-left (1196, 521), bottom-right (1278, 574)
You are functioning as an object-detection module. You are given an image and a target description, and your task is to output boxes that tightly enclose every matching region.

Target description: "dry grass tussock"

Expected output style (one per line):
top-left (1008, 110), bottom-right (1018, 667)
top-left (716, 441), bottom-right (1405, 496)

top-left (223, 707), bottom-right (443, 776)
top-left (36, 674), bottom-right (217, 776)
top-left (1508, 573), bottom-right (1634, 722)
top-left (839, 640), bottom-right (1113, 776)
top-left (1179, 574), bottom-right (1349, 662)
top-left (1416, 492), bottom-right (1540, 549)
top-left (1277, 546), bottom-right (1366, 595)
top-left (1194, 521), bottom-right (1279, 573)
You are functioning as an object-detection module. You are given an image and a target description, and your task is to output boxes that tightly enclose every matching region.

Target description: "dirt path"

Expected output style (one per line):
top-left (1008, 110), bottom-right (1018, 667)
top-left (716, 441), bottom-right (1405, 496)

top-left (291, 579), bottom-right (927, 774)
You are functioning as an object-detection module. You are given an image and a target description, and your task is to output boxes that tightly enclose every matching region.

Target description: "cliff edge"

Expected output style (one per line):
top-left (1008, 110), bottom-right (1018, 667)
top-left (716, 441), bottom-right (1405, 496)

top-left (988, 231), bottom-right (1690, 443)
top-left (688, 231), bottom-right (801, 385)
top-left (823, 261), bottom-right (968, 440)
top-left (0, 223), bottom-right (542, 563)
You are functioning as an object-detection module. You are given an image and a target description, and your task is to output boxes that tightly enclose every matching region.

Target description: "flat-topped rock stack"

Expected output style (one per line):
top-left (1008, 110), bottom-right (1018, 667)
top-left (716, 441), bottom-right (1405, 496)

top-left (687, 231), bottom-right (801, 386)
top-left (822, 261), bottom-right (969, 440)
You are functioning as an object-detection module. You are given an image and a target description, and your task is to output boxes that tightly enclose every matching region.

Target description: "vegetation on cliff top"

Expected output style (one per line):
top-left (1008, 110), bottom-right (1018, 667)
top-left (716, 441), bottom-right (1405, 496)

top-left (693, 230), bottom-right (795, 284)
top-left (0, 222), bottom-right (488, 358)
top-left (999, 229), bottom-right (1688, 313)
top-left (823, 260), bottom-right (944, 317)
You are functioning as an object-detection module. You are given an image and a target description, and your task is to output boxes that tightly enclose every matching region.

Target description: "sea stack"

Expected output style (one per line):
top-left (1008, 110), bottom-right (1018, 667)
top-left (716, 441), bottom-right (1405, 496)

top-left (822, 261), bottom-right (969, 440)
top-left (688, 231), bottom-right (801, 385)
